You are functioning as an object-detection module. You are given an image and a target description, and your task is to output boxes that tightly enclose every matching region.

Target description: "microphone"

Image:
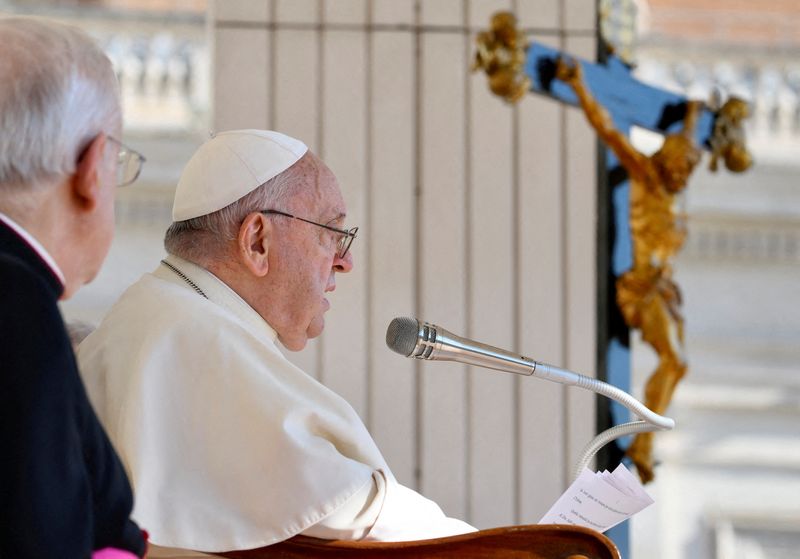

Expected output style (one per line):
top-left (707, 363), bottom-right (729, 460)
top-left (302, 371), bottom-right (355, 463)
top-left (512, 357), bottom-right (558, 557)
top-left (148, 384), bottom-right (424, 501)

top-left (385, 316), bottom-right (585, 386)
top-left (386, 316), bottom-right (675, 479)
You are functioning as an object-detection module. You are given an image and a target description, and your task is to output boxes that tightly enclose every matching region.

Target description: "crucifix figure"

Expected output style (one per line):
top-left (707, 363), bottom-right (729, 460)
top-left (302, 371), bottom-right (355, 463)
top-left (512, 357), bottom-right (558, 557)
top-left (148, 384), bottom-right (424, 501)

top-left (473, 12), bottom-right (751, 484)
top-left (556, 58), bottom-right (700, 483)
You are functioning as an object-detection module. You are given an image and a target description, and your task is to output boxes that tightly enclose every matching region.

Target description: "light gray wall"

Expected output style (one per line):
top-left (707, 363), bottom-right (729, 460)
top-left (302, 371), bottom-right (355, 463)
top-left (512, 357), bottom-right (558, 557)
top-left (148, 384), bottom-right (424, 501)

top-left (211, 0), bottom-right (600, 528)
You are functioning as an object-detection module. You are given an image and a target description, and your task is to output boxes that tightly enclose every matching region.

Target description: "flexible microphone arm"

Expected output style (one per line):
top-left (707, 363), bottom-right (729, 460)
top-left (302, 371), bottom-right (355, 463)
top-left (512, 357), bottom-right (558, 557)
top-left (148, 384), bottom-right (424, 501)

top-left (386, 317), bottom-right (674, 480)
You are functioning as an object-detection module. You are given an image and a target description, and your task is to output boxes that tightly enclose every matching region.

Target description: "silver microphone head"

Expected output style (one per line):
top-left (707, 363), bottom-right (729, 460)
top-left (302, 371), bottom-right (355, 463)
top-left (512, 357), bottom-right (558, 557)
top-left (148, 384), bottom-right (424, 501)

top-left (386, 317), bottom-right (442, 360)
top-left (385, 317), bottom-right (421, 357)
top-left (387, 317), bottom-right (540, 376)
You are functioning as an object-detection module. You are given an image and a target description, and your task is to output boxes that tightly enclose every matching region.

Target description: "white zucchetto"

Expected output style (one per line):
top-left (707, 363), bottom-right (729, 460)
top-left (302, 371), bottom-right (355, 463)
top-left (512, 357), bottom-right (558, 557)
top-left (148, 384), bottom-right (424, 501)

top-left (172, 130), bottom-right (308, 221)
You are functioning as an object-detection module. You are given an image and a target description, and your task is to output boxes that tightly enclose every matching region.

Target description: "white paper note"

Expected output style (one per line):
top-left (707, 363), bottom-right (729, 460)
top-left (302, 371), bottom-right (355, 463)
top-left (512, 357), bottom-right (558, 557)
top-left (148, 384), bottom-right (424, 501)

top-left (538, 464), bottom-right (654, 532)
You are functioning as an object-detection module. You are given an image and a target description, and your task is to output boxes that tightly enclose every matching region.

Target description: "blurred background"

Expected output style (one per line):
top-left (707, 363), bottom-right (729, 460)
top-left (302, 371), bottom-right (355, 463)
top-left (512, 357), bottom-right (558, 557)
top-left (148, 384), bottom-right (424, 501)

top-left (627, 1), bottom-right (800, 557)
top-left (2, 1), bottom-right (797, 557)
top-left (1, 0), bottom-right (210, 322)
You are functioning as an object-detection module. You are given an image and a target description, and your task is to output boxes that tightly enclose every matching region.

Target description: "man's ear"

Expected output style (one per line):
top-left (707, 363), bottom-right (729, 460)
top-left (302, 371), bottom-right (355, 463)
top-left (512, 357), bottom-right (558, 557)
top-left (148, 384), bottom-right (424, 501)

top-left (71, 133), bottom-right (108, 211)
top-left (238, 212), bottom-right (270, 277)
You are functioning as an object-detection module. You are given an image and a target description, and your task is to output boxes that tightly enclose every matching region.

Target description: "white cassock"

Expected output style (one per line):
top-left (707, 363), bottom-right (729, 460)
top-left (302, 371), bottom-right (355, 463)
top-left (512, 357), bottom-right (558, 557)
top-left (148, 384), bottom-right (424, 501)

top-left (78, 255), bottom-right (474, 557)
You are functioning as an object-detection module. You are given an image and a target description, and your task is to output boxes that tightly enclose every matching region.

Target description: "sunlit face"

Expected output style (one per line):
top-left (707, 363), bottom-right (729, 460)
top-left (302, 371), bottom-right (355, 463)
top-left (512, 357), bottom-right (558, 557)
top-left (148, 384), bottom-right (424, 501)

top-left (263, 153), bottom-right (354, 351)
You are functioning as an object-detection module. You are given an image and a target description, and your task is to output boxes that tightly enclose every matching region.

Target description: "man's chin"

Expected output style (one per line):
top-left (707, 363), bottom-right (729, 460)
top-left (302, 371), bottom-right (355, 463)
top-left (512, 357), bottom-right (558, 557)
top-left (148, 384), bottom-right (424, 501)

top-left (276, 317), bottom-right (325, 352)
top-left (306, 318), bottom-right (325, 341)
top-left (278, 334), bottom-right (307, 352)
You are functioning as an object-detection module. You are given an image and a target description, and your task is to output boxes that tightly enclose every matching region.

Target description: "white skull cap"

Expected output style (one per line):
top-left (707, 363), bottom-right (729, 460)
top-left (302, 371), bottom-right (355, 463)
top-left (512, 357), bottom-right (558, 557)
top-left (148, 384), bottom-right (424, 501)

top-left (172, 129), bottom-right (308, 221)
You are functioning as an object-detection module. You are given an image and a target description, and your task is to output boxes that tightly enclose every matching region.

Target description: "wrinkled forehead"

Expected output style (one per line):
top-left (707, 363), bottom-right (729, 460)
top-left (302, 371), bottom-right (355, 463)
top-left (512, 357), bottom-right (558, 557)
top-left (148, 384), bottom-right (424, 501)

top-left (288, 152), bottom-right (346, 221)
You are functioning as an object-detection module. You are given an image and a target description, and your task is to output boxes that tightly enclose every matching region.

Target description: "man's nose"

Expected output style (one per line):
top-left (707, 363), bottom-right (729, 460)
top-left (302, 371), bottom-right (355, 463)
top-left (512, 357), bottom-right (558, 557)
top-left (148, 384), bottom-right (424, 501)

top-left (333, 249), bottom-right (354, 273)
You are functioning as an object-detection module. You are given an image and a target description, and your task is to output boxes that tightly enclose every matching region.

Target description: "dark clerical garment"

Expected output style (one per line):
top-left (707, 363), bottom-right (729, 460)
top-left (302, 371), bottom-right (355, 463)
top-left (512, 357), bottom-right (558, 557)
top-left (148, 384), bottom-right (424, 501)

top-left (0, 216), bottom-right (145, 558)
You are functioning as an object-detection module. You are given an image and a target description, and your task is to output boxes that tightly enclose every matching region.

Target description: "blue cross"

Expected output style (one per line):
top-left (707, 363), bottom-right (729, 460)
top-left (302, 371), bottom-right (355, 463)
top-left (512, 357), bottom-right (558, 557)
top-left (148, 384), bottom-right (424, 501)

top-left (526, 43), bottom-right (715, 147)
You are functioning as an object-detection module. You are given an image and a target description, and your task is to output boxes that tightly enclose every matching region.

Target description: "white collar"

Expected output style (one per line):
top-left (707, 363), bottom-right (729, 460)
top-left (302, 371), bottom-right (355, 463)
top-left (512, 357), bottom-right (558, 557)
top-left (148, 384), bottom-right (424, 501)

top-left (0, 212), bottom-right (66, 286)
top-left (157, 253), bottom-right (278, 344)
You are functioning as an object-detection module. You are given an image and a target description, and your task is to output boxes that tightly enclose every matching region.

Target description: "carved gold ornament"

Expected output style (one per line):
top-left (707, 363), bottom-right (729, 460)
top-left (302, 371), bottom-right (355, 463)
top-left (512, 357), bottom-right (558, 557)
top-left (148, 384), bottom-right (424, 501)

top-left (471, 12), bottom-right (531, 103)
top-left (708, 97), bottom-right (753, 173)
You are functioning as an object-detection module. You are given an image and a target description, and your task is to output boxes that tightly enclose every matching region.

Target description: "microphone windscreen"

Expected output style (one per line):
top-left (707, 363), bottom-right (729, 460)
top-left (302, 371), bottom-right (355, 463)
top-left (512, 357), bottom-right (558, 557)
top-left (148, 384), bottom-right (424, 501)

top-left (385, 317), bottom-right (420, 356)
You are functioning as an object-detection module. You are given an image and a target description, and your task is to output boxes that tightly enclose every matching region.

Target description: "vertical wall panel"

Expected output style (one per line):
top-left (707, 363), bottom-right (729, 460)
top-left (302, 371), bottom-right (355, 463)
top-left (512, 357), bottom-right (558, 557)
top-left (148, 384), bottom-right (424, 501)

top-left (213, 28), bottom-right (269, 130)
top-left (320, 2), bottom-right (369, 418)
top-left (272, 5), bottom-right (320, 149)
top-left (563, 35), bottom-right (599, 477)
top-left (469, 0), bottom-right (512, 27)
top-left (276, 0), bottom-right (318, 23)
top-left (516, 0), bottom-right (560, 30)
top-left (518, 35), bottom-right (569, 518)
top-left (212, 0), bottom-right (601, 531)
top-left (418, 1), bottom-right (469, 520)
top-left (565, 0), bottom-right (597, 31)
top-left (517, 91), bottom-right (568, 521)
top-left (323, 0), bottom-right (366, 24)
top-left (368, 22), bottom-right (417, 487)
top-left (422, 0), bottom-right (463, 26)
top-left (372, 0), bottom-right (416, 25)
top-left (213, 0), bottom-right (270, 23)
top-left (466, 0), bottom-right (517, 527)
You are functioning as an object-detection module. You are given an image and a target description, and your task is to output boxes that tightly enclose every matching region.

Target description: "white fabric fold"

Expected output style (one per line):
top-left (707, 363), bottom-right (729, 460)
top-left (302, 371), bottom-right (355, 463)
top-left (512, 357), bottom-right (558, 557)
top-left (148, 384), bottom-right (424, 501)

top-left (80, 255), bottom-right (475, 553)
top-left (364, 474), bottom-right (477, 542)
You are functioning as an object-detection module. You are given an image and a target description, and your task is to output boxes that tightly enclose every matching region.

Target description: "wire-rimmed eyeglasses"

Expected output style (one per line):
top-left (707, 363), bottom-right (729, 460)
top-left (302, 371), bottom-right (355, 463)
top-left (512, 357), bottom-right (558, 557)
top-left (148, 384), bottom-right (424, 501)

top-left (107, 136), bottom-right (146, 187)
top-left (261, 209), bottom-right (358, 259)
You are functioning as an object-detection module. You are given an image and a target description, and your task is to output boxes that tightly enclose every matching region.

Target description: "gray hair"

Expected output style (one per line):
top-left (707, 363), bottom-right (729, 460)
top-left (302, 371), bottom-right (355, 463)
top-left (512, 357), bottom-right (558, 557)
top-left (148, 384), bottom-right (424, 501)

top-left (0, 17), bottom-right (120, 189)
top-left (164, 158), bottom-right (309, 263)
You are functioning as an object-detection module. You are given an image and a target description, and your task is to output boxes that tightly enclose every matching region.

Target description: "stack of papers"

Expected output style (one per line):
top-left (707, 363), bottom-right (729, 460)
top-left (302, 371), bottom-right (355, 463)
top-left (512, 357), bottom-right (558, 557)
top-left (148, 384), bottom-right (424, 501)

top-left (538, 464), bottom-right (654, 532)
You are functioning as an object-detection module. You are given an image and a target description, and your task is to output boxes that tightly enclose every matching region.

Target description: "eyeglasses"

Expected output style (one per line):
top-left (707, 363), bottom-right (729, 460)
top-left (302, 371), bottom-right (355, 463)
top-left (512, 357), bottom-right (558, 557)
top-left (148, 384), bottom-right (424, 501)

top-left (107, 136), bottom-right (146, 187)
top-left (261, 209), bottom-right (358, 259)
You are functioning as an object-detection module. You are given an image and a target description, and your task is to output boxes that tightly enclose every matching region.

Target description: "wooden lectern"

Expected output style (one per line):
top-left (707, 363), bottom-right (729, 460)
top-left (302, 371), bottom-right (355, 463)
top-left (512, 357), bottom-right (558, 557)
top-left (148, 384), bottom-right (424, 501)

top-left (215, 525), bottom-right (620, 559)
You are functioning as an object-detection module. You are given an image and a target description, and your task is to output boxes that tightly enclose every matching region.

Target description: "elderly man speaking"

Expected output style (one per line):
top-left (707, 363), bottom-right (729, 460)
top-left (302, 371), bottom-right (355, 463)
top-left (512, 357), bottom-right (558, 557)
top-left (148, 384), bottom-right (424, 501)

top-left (78, 130), bottom-right (474, 556)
